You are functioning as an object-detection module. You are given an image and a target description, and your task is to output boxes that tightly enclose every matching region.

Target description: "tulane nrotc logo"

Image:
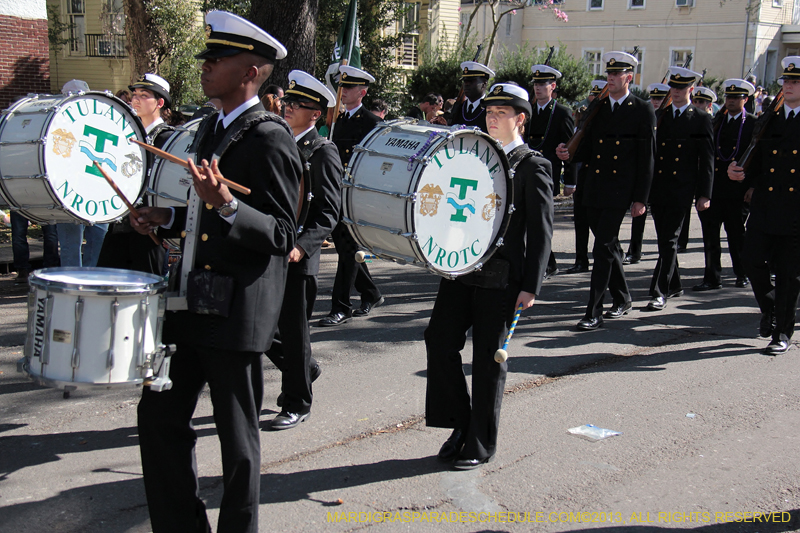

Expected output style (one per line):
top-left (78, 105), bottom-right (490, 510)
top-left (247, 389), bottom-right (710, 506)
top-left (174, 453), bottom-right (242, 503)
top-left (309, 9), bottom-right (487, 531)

top-left (447, 178), bottom-right (478, 222)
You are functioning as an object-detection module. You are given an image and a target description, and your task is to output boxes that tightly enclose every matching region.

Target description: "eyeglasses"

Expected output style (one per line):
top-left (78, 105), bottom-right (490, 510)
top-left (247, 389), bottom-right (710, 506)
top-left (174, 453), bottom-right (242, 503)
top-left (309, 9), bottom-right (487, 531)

top-left (284, 101), bottom-right (319, 111)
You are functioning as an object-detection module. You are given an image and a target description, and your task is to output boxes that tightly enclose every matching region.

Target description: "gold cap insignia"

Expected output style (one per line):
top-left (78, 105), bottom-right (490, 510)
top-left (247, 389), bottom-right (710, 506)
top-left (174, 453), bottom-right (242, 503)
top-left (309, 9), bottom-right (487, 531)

top-left (535, 70), bottom-right (540, 76)
top-left (730, 84), bottom-right (736, 91)
top-left (205, 24), bottom-right (212, 38)
top-left (609, 58), bottom-right (616, 65)
top-left (289, 80), bottom-right (296, 89)
top-left (464, 67), bottom-right (469, 74)
top-left (789, 63), bottom-right (796, 71)
top-left (493, 86), bottom-right (502, 95)
top-left (341, 72), bottom-right (347, 79)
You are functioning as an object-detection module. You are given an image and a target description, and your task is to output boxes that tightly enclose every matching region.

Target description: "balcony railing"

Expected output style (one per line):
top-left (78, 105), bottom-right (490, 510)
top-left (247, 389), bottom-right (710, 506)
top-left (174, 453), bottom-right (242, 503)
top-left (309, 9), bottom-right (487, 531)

top-left (84, 34), bottom-right (127, 58)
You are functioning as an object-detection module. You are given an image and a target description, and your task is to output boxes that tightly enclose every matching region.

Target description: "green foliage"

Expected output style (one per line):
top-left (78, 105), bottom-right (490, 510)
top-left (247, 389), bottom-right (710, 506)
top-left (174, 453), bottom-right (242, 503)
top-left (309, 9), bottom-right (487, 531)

top-left (202, 0), bottom-right (250, 16)
top-left (493, 42), bottom-right (593, 105)
top-left (315, 0), bottom-right (411, 116)
top-left (629, 85), bottom-right (647, 100)
top-left (147, 0), bottom-right (206, 106)
top-left (46, 4), bottom-right (75, 54)
top-left (403, 37), bottom-right (476, 111)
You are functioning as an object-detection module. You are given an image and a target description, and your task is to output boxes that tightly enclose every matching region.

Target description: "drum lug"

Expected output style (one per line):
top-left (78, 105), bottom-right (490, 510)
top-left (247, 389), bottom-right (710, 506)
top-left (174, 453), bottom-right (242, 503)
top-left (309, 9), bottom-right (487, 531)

top-left (17, 356), bottom-right (30, 375)
top-left (108, 299), bottom-right (119, 370)
top-left (71, 297), bottom-right (84, 372)
top-left (507, 203), bottom-right (516, 214)
top-left (143, 343), bottom-right (175, 392)
top-left (400, 232), bottom-right (418, 241)
top-left (495, 237), bottom-right (505, 248)
top-left (509, 169), bottom-right (516, 179)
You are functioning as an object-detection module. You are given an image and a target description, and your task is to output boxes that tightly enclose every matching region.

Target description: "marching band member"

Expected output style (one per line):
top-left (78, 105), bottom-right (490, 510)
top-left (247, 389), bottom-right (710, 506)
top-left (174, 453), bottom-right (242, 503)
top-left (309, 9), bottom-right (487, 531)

top-left (449, 61), bottom-right (494, 133)
top-left (729, 56), bottom-right (800, 354)
top-left (645, 67), bottom-right (713, 311)
top-left (130, 11), bottom-right (301, 531)
top-left (319, 65), bottom-right (383, 326)
top-left (695, 79), bottom-right (755, 293)
top-left (97, 73), bottom-right (173, 275)
top-left (426, 83), bottom-right (553, 470)
top-left (557, 51), bottom-right (656, 330)
top-left (266, 71), bottom-right (343, 430)
top-left (692, 86), bottom-right (717, 115)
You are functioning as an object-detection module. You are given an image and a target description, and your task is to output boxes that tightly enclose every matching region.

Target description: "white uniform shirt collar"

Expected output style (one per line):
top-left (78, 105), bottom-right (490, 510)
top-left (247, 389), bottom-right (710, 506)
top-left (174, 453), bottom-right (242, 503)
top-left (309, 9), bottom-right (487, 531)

top-left (672, 102), bottom-right (690, 115)
top-left (503, 136), bottom-right (525, 154)
top-left (785, 104), bottom-right (800, 119)
top-left (538, 99), bottom-right (553, 113)
top-left (728, 112), bottom-right (742, 122)
top-left (145, 117), bottom-right (164, 134)
top-left (295, 124), bottom-right (316, 142)
top-left (217, 95), bottom-right (260, 130)
top-left (345, 103), bottom-right (363, 117)
top-left (466, 96), bottom-right (482, 110)
top-left (609, 91), bottom-right (630, 108)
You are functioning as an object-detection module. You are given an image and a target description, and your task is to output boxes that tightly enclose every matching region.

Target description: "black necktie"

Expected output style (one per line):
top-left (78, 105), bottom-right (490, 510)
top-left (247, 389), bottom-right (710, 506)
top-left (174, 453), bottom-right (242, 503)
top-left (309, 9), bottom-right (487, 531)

top-left (789, 110), bottom-right (796, 120)
top-left (215, 119), bottom-right (225, 138)
top-left (467, 103), bottom-right (474, 115)
top-left (675, 109), bottom-right (680, 119)
top-left (612, 102), bottom-right (619, 113)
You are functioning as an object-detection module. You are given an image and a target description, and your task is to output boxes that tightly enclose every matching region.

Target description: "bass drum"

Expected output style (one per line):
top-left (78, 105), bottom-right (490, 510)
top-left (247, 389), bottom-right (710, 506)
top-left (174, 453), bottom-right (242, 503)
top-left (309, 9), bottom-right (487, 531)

top-left (343, 120), bottom-right (512, 278)
top-left (0, 92), bottom-right (147, 224)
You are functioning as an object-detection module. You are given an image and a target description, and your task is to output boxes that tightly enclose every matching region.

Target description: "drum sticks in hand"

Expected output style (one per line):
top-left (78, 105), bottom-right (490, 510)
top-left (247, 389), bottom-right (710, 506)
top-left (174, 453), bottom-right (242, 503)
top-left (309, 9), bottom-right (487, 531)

top-left (94, 161), bottom-right (162, 246)
top-left (129, 139), bottom-right (251, 195)
top-left (494, 303), bottom-right (524, 363)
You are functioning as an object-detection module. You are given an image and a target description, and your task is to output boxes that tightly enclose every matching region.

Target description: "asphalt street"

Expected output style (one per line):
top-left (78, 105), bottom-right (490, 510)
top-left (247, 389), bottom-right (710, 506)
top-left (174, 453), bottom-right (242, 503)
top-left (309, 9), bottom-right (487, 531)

top-left (1, 209), bottom-right (799, 532)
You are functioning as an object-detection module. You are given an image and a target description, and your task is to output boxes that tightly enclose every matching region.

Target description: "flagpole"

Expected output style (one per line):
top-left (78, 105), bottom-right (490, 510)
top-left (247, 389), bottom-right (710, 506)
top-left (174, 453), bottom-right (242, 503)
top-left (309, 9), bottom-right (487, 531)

top-left (328, 59), bottom-right (347, 140)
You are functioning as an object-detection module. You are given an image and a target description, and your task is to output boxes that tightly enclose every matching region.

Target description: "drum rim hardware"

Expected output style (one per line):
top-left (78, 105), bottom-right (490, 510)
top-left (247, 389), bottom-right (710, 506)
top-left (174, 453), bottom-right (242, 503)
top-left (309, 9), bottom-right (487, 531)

top-left (29, 267), bottom-right (168, 296)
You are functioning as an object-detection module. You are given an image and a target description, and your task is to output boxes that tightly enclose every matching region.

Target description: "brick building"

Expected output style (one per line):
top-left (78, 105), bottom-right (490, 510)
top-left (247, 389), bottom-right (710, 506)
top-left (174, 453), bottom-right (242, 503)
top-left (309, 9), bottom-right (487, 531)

top-left (0, 0), bottom-right (50, 110)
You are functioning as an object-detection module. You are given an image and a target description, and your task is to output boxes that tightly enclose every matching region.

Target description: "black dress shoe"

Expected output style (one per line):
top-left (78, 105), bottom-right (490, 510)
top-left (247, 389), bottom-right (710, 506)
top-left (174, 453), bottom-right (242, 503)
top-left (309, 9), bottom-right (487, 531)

top-left (576, 316), bottom-right (603, 331)
top-left (543, 266), bottom-right (558, 280)
top-left (453, 455), bottom-right (494, 470)
top-left (735, 276), bottom-right (750, 288)
top-left (759, 312), bottom-right (776, 338)
top-left (604, 301), bottom-right (632, 319)
top-left (277, 363), bottom-right (322, 407)
top-left (692, 281), bottom-right (722, 292)
top-left (437, 429), bottom-right (467, 462)
top-left (763, 338), bottom-right (790, 355)
top-left (269, 410), bottom-right (310, 430)
top-left (646, 296), bottom-right (666, 311)
top-left (563, 263), bottom-right (589, 274)
top-left (318, 312), bottom-right (351, 327)
top-left (352, 296), bottom-right (385, 317)
top-left (667, 288), bottom-right (684, 299)
top-left (622, 254), bottom-right (640, 265)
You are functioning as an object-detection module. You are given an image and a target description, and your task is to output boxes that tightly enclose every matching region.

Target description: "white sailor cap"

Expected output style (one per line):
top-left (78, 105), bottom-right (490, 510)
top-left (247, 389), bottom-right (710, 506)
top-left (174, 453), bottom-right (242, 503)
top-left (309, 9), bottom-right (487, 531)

top-left (460, 61), bottom-right (495, 79)
top-left (667, 66), bottom-right (702, 88)
top-left (482, 83), bottom-right (532, 116)
top-left (61, 79), bottom-right (90, 95)
top-left (647, 83), bottom-right (670, 98)
top-left (722, 78), bottom-right (755, 97)
top-left (780, 55), bottom-right (800, 81)
top-left (530, 64), bottom-right (562, 81)
top-left (589, 79), bottom-right (607, 95)
top-left (339, 65), bottom-right (375, 86)
top-left (285, 70), bottom-right (336, 109)
top-left (196, 11), bottom-right (287, 61)
top-left (129, 73), bottom-right (171, 107)
top-left (692, 86), bottom-right (717, 103)
top-left (603, 51), bottom-right (638, 72)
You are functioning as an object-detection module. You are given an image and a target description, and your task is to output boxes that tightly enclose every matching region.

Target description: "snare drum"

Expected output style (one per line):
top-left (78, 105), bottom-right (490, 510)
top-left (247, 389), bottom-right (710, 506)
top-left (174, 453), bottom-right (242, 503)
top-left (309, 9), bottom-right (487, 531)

top-left (20, 267), bottom-right (168, 390)
top-left (148, 118), bottom-right (200, 209)
top-left (344, 120), bottom-right (512, 277)
top-left (0, 92), bottom-right (147, 224)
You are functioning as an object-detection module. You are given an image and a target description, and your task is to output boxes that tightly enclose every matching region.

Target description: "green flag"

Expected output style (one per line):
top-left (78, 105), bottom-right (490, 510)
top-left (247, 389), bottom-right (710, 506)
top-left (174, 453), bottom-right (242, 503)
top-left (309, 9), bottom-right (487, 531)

top-left (325, 0), bottom-right (360, 93)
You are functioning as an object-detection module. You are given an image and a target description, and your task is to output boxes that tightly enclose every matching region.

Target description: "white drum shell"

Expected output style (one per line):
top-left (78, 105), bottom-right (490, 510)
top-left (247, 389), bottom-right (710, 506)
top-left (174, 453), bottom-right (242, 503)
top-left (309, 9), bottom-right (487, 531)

top-left (0, 92), bottom-right (147, 224)
top-left (149, 118), bottom-right (200, 209)
top-left (23, 267), bottom-right (166, 389)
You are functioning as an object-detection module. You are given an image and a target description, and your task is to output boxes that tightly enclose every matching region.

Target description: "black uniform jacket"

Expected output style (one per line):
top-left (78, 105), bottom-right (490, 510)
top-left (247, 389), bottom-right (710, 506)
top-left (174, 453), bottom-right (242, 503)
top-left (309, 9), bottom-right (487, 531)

top-left (711, 112), bottom-right (756, 203)
top-left (745, 110), bottom-right (800, 235)
top-left (649, 104), bottom-right (713, 208)
top-left (406, 106), bottom-right (424, 120)
top-left (576, 93), bottom-right (656, 209)
top-left (449, 98), bottom-right (488, 133)
top-left (527, 99), bottom-right (578, 186)
top-left (164, 103), bottom-right (302, 352)
top-left (332, 106), bottom-right (381, 167)
top-left (295, 128), bottom-right (343, 276)
top-left (496, 145), bottom-right (554, 296)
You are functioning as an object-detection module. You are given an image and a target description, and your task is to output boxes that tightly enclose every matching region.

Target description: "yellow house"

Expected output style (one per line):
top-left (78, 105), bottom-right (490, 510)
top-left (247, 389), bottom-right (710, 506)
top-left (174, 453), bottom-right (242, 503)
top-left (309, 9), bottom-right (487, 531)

top-left (47, 0), bottom-right (132, 94)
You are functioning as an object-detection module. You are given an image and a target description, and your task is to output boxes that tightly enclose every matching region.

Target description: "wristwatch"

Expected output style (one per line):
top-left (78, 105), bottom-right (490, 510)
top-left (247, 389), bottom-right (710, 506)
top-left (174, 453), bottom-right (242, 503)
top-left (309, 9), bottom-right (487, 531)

top-left (217, 197), bottom-right (239, 217)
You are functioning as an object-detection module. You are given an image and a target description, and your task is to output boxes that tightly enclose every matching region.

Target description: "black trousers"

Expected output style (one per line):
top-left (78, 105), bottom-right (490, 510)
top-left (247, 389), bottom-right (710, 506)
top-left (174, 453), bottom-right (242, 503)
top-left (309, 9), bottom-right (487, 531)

top-left (330, 222), bottom-right (381, 314)
top-left (743, 227), bottom-right (800, 341)
top-left (97, 224), bottom-right (166, 276)
top-left (138, 343), bottom-right (263, 533)
top-left (265, 265), bottom-right (318, 413)
top-left (678, 205), bottom-right (692, 249)
top-left (573, 178), bottom-right (590, 267)
top-left (649, 205), bottom-right (686, 299)
top-left (585, 207), bottom-right (631, 318)
top-left (627, 207), bottom-right (647, 259)
top-left (425, 278), bottom-right (519, 460)
top-left (698, 200), bottom-right (748, 285)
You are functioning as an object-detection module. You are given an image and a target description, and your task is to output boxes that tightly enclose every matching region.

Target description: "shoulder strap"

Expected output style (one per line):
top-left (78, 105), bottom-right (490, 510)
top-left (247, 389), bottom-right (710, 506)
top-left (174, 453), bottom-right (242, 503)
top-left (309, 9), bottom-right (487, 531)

top-left (508, 145), bottom-right (542, 173)
top-left (301, 136), bottom-right (334, 162)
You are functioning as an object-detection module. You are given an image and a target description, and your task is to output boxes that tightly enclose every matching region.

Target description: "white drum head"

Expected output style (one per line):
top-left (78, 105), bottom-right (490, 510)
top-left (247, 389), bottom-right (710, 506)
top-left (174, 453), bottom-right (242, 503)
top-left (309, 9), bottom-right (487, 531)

top-left (31, 267), bottom-right (166, 294)
top-left (43, 93), bottom-right (147, 223)
top-left (413, 131), bottom-right (508, 274)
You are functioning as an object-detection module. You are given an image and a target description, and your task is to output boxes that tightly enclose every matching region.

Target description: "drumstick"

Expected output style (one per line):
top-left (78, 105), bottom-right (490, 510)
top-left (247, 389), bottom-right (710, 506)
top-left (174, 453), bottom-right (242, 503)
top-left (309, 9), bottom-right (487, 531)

top-left (355, 251), bottom-right (376, 263)
top-left (130, 139), bottom-right (251, 195)
top-left (494, 303), bottom-right (524, 363)
top-left (94, 161), bottom-right (162, 246)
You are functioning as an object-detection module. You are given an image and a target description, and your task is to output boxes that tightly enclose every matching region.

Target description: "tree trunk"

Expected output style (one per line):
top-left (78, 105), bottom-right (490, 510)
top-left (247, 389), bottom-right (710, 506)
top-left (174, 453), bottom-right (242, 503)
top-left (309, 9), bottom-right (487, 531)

top-left (249, 0), bottom-right (318, 91)
top-left (124, 0), bottom-right (160, 81)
